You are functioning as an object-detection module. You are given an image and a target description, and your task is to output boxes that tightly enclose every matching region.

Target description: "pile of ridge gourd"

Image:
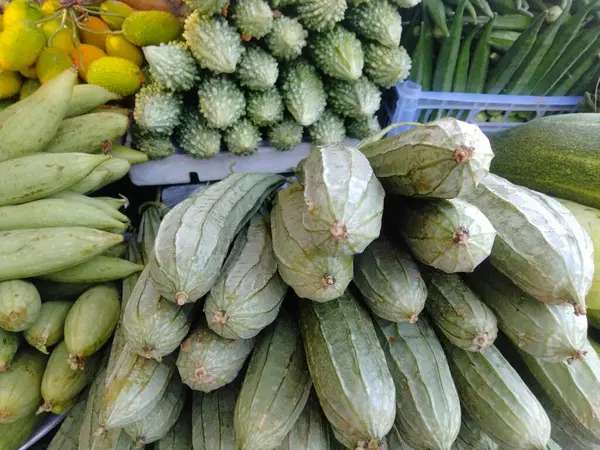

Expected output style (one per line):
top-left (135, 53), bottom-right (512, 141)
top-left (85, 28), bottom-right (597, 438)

top-left (131, 0), bottom-right (413, 159)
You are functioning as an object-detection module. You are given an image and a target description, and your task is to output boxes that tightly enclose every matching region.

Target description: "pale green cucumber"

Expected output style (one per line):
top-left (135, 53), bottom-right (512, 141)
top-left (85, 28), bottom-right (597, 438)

top-left (43, 113), bottom-right (129, 154)
top-left (0, 413), bottom-right (45, 450)
top-left (0, 68), bottom-right (77, 162)
top-left (0, 227), bottom-right (123, 281)
top-left (47, 394), bottom-right (87, 450)
top-left (108, 144), bottom-right (149, 165)
top-left (155, 409), bottom-right (192, 450)
top-left (39, 256), bottom-right (144, 284)
top-left (0, 280), bottom-right (42, 332)
top-left (0, 198), bottom-right (127, 232)
top-left (24, 300), bottom-right (73, 354)
top-left (95, 196), bottom-right (129, 211)
top-left (68, 158), bottom-right (131, 195)
top-left (0, 329), bottom-right (19, 372)
top-left (104, 242), bottom-right (128, 258)
top-left (193, 387), bottom-right (236, 450)
top-left (65, 84), bottom-right (122, 119)
top-left (48, 191), bottom-right (130, 223)
top-left (0, 153), bottom-right (109, 206)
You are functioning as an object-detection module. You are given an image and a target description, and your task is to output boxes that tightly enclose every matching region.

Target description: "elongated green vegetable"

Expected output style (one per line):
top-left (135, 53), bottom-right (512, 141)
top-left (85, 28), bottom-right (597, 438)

top-left (467, 17), bottom-right (495, 93)
top-left (485, 11), bottom-right (547, 94)
top-left (489, 30), bottom-right (521, 52)
top-left (472, 0), bottom-right (494, 17)
top-left (462, 14), bottom-right (533, 29)
top-left (433, 0), bottom-right (468, 92)
top-left (568, 56), bottom-right (600, 95)
top-left (424, 0), bottom-right (450, 37)
top-left (409, 22), bottom-right (427, 87)
top-left (551, 52), bottom-right (600, 95)
top-left (453, 27), bottom-right (479, 93)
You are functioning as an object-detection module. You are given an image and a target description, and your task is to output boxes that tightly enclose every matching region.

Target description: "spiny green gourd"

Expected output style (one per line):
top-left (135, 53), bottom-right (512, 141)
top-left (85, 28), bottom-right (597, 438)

top-left (177, 107), bottom-right (222, 159)
top-left (307, 109), bottom-right (346, 145)
top-left (134, 84), bottom-right (183, 135)
top-left (232, 0), bottom-right (274, 39)
top-left (142, 42), bottom-right (200, 92)
top-left (328, 76), bottom-right (381, 118)
top-left (224, 119), bottom-right (262, 156)
top-left (265, 15), bottom-right (308, 61)
top-left (237, 47), bottom-right (279, 90)
top-left (346, 115), bottom-right (381, 139)
top-left (184, 13), bottom-right (244, 74)
top-left (197, 75), bottom-right (246, 129)
top-left (184, 0), bottom-right (228, 16)
top-left (122, 11), bottom-right (182, 46)
top-left (346, 0), bottom-right (402, 48)
top-left (281, 59), bottom-right (326, 126)
top-left (364, 42), bottom-right (412, 88)
top-left (310, 26), bottom-right (364, 81)
top-left (268, 119), bottom-right (304, 151)
top-left (246, 88), bottom-right (284, 127)
top-left (296, 0), bottom-right (347, 31)
top-left (132, 124), bottom-right (176, 160)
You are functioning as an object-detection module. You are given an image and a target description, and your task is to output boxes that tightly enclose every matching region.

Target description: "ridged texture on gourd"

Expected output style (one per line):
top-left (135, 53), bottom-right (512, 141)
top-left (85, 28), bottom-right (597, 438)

top-left (150, 173), bottom-right (284, 304)
top-left (237, 47), bottom-right (279, 90)
top-left (393, 198), bottom-right (497, 273)
top-left (184, 13), bottom-right (244, 74)
top-left (296, 0), bottom-right (347, 31)
top-left (122, 11), bottom-right (182, 46)
top-left (466, 263), bottom-right (588, 362)
top-left (204, 213), bottom-right (287, 340)
top-left (122, 267), bottom-right (191, 361)
top-left (47, 394), bottom-right (87, 450)
top-left (346, 115), bottom-right (381, 139)
top-left (346, 0), bottom-right (402, 47)
top-left (0, 280), bottom-right (41, 332)
top-left (0, 328), bottom-right (18, 372)
top-left (0, 413), bottom-right (44, 450)
top-left (0, 348), bottom-right (46, 423)
top-left (192, 386), bottom-right (236, 450)
top-left (140, 203), bottom-right (166, 265)
top-left (176, 108), bottom-right (222, 159)
top-left (124, 375), bottom-right (186, 447)
top-left (131, 124), bottom-right (176, 160)
top-left (271, 184), bottom-right (353, 302)
top-left (184, 0), bottom-right (228, 16)
top-left (197, 75), bottom-right (246, 129)
top-left (155, 409), bottom-right (192, 450)
top-left (361, 118), bottom-right (494, 198)
top-left (519, 340), bottom-right (600, 444)
top-left (328, 76), bottom-right (381, 118)
top-left (354, 236), bottom-right (427, 322)
top-left (310, 26), bottom-right (363, 81)
top-left (281, 59), bottom-right (326, 126)
top-left (143, 42), bottom-right (200, 92)
top-left (134, 84), bottom-right (182, 135)
top-left (444, 342), bottom-right (551, 450)
top-left (364, 43), bottom-right (412, 88)
top-left (452, 410), bottom-right (499, 450)
top-left (425, 271), bottom-right (498, 351)
top-left (386, 424), bottom-right (418, 449)
top-left (246, 88), bottom-right (284, 127)
top-left (265, 16), bottom-right (308, 61)
top-left (276, 393), bottom-right (331, 450)
top-left (268, 119), bottom-right (304, 151)
top-left (234, 311), bottom-right (312, 450)
top-left (176, 322), bottom-right (255, 392)
top-left (376, 317), bottom-right (461, 450)
top-left (300, 292), bottom-right (395, 449)
top-left (465, 174), bottom-right (594, 315)
top-left (232, 0), bottom-right (274, 38)
top-left (301, 144), bottom-right (384, 256)
top-left (224, 119), bottom-right (262, 156)
top-left (307, 110), bottom-right (346, 145)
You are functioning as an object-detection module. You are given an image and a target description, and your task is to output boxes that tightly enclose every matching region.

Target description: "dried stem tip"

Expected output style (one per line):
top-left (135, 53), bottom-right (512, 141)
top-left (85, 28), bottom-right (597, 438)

top-left (454, 146), bottom-right (474, 164)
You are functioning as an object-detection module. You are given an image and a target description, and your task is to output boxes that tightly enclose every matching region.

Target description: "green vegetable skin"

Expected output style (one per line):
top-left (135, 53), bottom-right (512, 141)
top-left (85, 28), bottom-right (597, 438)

top-left (467, 17), bottom-right (494, 93)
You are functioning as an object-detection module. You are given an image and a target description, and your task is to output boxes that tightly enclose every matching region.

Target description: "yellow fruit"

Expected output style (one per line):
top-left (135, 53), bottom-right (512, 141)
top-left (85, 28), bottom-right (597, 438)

top-left (100, 1), bottom-right (134, 30)
top-left (0, 22), bottom-right (46, 71)
top-left (122, 11), bottom-right (182, 46)
top-left (87, 56), bottom-right (143, 96)
top-left (41, 0), bottom-right (60, 16)
top-left (36, 47), bottom-right (73, 84)
top-left (19, 64), bottom-right (38, 79)
top-left (42, 20), bottom-right (76, 55)
top-left (71, 44), bottom-right (107, 80)
top-left (3, 0), bottom-right (43, 29)
top-left (0, 70), bottom-right (22, 99)
top-left (105, 34), bottom-right (143, 66)
top-left (79, 16), bottom-right (112, 51)
top-left (19, 78), bottom-right (41, 99)
top-left (0, 15), bottom-right (3, 33)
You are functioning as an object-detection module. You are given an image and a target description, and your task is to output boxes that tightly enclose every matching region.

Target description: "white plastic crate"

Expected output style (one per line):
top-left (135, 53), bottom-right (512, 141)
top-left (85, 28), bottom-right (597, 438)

top-left (384, 81), bottom-right (584, 136)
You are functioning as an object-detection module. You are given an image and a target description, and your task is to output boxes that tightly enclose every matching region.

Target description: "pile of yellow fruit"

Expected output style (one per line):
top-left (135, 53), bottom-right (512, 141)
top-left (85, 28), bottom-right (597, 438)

top-left (0, 0), bottom-right (182, 102)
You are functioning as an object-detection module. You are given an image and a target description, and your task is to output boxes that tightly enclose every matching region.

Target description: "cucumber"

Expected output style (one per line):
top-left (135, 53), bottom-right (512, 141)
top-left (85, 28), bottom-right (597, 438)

top-left (467, 17), bottom-right (494, 93)
top-left (38, 255), bottom-right (144, 283)
top-left (23, 300), bottom-right (73, 354)
top-left (65, 84), bottom-right (121, 119)
top-left (0, 329), bottom-right (19, 372)
top-left (68, 158), bottom-right (131, 195)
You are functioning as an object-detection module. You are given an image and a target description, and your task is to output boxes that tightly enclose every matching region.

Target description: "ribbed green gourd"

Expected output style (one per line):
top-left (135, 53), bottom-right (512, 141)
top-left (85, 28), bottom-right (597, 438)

top-left (140, 202), bottom-right (166, 265)
top-left (277, 393), bottom-right (332, 450)
top-left (296, 0), bottom-right (347, 31)
top-left (237, 47), bottom-right (279, 91)
top-left (0, 280), bottom-right (41, 332)
top-left (346, 115), bottom-right (381, 139)
top-left (271, 184), bottom-right (353, 302)
top-left (452, 410), bottom-right (499, 450)
top-left (47, 394), bottom-right (87, 450)
top-left (360, 118), bottom-right (494, 198)
top-left (328, 77), bottom-right (381, 118)
top-left (122, 267), bottom-right (191, 361)
top-left (176, 322), bottom-right (255, 392)
top-left (0, 328), bottom-right (18, 372)
top-left (134, 84), bottom-right (182, 135)
top-left (300, 291), bottom-right (395, 449)
top-left (0, 348), bottom-right (46, 424)
top-left (23, 301), bottom-right (72, 354)
top-left (363, 43), bottom-right (412, 88)
top-left (177, 108), bottom-right (222, 159)
top-left (224, 119), bottom-right (262, 156)
top-left (246, 88), bottom-right (284, 127)
top-left (265, 15), bottom-right (308, 61)
top-left (310, 26), bottom-right (363, 81)
top-left (233, 0), bottom-right (273, 38)
top-left (385, 424), bottom-right (417, 449)
top-left (307, 110), bottom-right (346, 145)
top-left (281, 59), bottom-right (326, 126)
top-left (156, 409), bottom-right (193, 450)
top-left (425, 271), bottom-right (498, 351)
top-left (465, 174), bottom-right (594, 315)
top-left (204, 213), bottom-right (287, 340)
top-left (444, 342), bottom-right (551, 450)
top-left (0, 413), bottom-right (45, 450)
top-left (466, 263), bottom-right (588, 363)
top-left (143, 42), bottom-right (200, 92)
top-left (346, 0), bottom-right (402, 47)
top-left (393, 198), bottom-right (496, 273)
top-left (234, 311), bottom-right (312, 450)
top-left (149, 173), bottom-right (284, 305)
top-left (192, 386), bottom-right (237, 450)
top-left (197, 76), bottom-right (246, 130)
top-left (38, 256), bottom-right (143, 283)
top-left (354, 236), bottom-right (427, 323)
top-left (268, 119), bottom-right (304, 151)
top-left (374, 317), bottom-right (461, 450)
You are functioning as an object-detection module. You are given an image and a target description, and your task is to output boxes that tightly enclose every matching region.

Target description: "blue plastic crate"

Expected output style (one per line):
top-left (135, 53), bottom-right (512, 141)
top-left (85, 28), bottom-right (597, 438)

top-left (383, 81), bottom-right (585, 137)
